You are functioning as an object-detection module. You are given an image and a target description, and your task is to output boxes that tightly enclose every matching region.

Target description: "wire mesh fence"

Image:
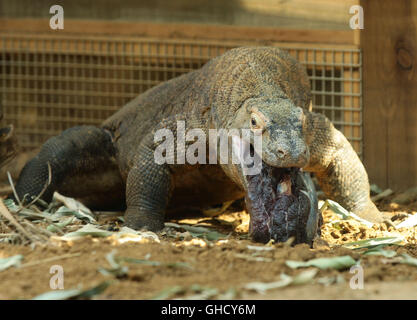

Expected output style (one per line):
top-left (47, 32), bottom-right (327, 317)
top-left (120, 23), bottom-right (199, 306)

top-left (0, 34), bottom-right (362, 156)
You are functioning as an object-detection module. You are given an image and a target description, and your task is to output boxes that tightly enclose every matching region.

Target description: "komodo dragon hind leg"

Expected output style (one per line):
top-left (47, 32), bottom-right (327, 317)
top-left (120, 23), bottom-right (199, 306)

top-left (12, 126), bottom-right (124, 209)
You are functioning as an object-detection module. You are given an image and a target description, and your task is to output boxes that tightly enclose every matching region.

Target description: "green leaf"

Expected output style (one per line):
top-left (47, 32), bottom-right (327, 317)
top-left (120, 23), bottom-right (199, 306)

top-left (399, 253), bottom-right (417, 267)
top-left (286, 256), bottom-right (356, 270)
top-left (46, 217), bottom-right (74, 233)
top-left (205, 231), bottom-right (228, 241)
top-left (320, 199), bottom-right (348, 218)
top-left (363, 245), bottom-right (397, 257)
top-left (217, 288), bottom-right (237, 300)
top-left (235, 253), bottom-right (273, 262)
top-left (33, 281), bottom-right (111, 300)
top-left (32, 289), bottom-right (82, 300)
top-left (343, 237), bottom-right (403, 250)
top-left (151, 286), bottom-right (184, 300)
top-left (115, 226), bottom-right (160, 243)
top-left (3, 199), bottom-right (52, 220)
top-left (59, 224), bottom-right (112, 240)
top-left (120, 257), bottom-right (161, 266)
top-left (3, 199), bottom-right (18, 211)
top-left (321, 199), bottom-right (373, 228)
top-left (165, 222), bottom-right (228, 241)
top-left (99, 250), bottom-right (129, 278)
top-left (317, 275), bottom-right (345, 286)
top-left (53, 192), bottom-right (94, 217)
top-left (244, 277), bottom-right (292, 294)
top-left (291, 269), bottom-right (319, 285)
top-left (0, 254), bottom-right (23, 272)
top-left (4, 197), bottom-right (96, 224)
top-left (244, 269), bottom-right (318, 294)
top-left (53, 206), bottom-right (96, 224)
top-left (119, 257), bottom-right (193, 270)
top-left (247, 245), bottom-right (274, 252)
top-left (76, 281), bottom-right (112, 299)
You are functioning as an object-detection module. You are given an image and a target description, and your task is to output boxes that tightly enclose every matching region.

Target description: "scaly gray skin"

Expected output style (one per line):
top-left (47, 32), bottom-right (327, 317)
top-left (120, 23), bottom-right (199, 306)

top-left (0, 106), bottom-right (17, 168)
top-left (0, 125), bottom-right (16, 168)
top-left (12, 47), bottom-right (382, 243)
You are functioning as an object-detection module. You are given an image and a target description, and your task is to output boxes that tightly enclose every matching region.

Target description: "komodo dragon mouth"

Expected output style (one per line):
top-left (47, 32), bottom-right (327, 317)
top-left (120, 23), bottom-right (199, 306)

top-left (244, 161), bottom-right (319, 245)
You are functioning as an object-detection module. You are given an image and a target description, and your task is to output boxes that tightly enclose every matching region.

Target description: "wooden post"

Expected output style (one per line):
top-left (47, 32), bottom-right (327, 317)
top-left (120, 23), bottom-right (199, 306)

top-left (361, 0), bottom-right (417, 190)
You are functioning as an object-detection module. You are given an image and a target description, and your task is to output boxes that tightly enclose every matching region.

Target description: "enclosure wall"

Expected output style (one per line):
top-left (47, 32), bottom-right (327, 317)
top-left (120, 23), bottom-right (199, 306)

top-left (0, 33), bottom-right (363, 158)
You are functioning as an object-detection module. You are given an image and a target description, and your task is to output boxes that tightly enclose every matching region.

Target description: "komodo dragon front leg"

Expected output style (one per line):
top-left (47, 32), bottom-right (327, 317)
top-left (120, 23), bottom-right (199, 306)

top-left (123, 115), bottom-right (209, 231)
top-left (304, 112), bottom-right (382, 223)
top-left (124, 142), bottom-right (172, 232)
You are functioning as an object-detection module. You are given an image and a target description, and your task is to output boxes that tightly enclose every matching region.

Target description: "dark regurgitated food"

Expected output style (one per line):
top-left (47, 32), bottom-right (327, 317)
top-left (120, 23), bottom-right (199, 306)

top-left (246, 164), bottom-right (319, 244)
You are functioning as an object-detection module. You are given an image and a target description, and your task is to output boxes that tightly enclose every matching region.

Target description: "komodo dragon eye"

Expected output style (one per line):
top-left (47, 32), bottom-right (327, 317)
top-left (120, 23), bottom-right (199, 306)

top-left (250, 112), bottom-right (266, 133)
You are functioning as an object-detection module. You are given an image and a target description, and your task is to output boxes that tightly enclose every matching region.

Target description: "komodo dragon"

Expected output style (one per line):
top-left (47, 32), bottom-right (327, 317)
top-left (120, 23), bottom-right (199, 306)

top-left (11, 47), bottom-right (383, 244)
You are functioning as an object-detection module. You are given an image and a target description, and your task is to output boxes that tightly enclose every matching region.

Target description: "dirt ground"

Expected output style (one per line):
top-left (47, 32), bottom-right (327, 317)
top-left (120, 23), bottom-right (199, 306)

top-left (1, 153), bottom-right (417, 300)
top-left (1, 191), bottom-right (417, 300)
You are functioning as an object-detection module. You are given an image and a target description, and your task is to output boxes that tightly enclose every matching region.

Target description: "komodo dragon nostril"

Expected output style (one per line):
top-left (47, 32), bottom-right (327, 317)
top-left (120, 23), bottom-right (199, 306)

top-left (277, 149), bottom-right (286, 158)
top-left (302, 147), bottom-right (308, 157)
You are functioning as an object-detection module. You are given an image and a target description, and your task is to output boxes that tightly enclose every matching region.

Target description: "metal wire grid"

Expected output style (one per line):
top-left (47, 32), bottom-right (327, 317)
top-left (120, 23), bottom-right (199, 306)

top-left (0, 34), bottom-right (362, 156)
top-left (285, 47), bottom-right (362, 156)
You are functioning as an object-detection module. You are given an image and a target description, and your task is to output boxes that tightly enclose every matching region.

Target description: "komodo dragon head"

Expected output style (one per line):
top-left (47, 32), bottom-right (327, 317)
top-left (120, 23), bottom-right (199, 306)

top-left (205, 47), bottom-right (320, 244)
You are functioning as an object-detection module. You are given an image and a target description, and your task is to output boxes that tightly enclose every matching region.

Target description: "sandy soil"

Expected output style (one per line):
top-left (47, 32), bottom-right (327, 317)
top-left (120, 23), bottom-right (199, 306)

top-left (1, 194), bottom-right (417, 300)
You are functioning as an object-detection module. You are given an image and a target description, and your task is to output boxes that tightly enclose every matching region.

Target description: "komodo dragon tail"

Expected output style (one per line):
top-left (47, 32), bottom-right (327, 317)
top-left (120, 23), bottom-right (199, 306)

top-left (11, 126), bottom-right (123, 208)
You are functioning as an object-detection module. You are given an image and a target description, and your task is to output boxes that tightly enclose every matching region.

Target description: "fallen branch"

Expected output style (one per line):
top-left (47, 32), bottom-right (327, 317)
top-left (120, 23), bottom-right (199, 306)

top-left (0, 199), bottom-right (35, 242)
top-left (7, 171), bottom-right (22, 207)
top-left (20, 252), bottom-right (81, 268)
